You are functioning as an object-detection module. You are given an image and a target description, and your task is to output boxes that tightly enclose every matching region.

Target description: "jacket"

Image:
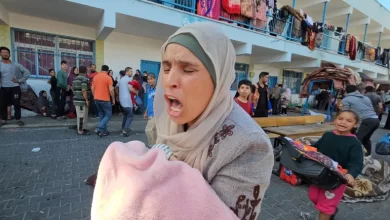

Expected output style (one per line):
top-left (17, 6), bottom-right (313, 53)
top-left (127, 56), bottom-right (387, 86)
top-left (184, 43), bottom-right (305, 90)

top-left (342, 91), bottom-right (378, 121)
top-left (0, 61), bottom-right (31, 90)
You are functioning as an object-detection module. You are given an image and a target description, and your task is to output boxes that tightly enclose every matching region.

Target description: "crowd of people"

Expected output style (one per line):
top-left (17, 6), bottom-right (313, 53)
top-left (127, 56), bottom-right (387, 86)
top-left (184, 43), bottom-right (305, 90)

top-left (46, 62), bottom-right (158, 139)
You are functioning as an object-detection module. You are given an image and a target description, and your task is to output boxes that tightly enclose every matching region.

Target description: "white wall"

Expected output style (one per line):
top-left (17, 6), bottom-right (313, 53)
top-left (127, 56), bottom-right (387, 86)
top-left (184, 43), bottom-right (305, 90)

top-left (104, 31), bottom-right (164, 75)
top-left (8, 13), bottom-right (95, 40)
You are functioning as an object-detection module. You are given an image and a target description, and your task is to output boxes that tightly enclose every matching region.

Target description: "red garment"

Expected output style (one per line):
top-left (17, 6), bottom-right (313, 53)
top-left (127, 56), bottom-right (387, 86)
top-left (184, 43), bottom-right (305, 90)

top-left (222, 0), bottom-right (240, 14)
top-left (129, 80), bottom-right (141, 106)
top-left (234, 98), bottom-right (253, 116)
top-left (349, 36), bottom-right (357, 60)
top-left (88, 72), bottom-right (98, 87)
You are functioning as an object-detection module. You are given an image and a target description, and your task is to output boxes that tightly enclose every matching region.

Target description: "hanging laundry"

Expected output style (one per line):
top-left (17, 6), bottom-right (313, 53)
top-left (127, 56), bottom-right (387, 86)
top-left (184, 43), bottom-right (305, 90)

top-left (222, 0), bottom-right (241, 14)
top-left (197, 0), bottom-right (221, 20)
top-left (255, 0), bottom-right (267, 21)
top-left (240, 0), bottom-right (255, 18)
top-left (252, 0), bottom-right (267, 30)
top-left (349, 36), bottom-right (357, 60)
top-left (266, 0), bottom-right (274, 8)
top-left (305, 15), bottom-right (313, 26)
top-left (220, 7), bottom-right (231, 21)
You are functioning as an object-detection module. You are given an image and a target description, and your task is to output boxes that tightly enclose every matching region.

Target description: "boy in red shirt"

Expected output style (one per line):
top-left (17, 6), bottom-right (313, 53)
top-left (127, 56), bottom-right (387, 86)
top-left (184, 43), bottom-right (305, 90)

top-left (128, 74), bottom-right (141, 111)
top-left (234, 79), bottom-right (253, 116)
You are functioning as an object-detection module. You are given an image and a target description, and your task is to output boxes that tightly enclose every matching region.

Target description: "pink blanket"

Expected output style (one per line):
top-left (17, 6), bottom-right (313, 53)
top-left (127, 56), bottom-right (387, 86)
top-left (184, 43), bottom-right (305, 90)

top-left (91, 141), bottom-right (239, 220)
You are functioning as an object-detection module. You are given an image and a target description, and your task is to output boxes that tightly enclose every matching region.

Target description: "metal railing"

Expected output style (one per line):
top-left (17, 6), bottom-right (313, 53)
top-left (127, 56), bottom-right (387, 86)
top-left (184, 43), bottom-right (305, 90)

top-left (146, 0), bottom-right (387, 69)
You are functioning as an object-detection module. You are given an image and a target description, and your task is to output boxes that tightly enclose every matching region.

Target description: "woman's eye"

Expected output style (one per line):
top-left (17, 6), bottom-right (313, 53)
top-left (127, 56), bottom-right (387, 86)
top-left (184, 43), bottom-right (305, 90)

top-left (163, 68), bottom-right (170, 72)
top-left (183, 69), bottom-right (194, 73)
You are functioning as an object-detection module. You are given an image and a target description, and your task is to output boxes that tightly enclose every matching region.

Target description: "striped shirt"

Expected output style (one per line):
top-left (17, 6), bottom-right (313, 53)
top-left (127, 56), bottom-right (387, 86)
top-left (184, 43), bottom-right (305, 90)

top-left (72, 74), bottom-right (91, 106)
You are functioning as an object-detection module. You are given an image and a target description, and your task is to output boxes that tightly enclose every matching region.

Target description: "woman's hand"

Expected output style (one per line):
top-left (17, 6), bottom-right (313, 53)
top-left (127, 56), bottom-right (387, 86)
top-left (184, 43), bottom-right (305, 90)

top-left (168, 154), bottom-right (179, 161)
top-left (345, 174), bottom-right (355, 187)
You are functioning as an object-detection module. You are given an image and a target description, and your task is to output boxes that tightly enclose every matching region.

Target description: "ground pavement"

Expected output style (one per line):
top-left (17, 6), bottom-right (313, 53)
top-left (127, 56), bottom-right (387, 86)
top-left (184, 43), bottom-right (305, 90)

top-left (0, 114), bottom-right (389, 220)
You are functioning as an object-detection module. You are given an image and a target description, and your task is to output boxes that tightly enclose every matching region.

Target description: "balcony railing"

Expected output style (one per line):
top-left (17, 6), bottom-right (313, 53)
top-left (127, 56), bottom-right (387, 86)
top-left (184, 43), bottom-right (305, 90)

top-left (149, 0), bottom-right (387, 69)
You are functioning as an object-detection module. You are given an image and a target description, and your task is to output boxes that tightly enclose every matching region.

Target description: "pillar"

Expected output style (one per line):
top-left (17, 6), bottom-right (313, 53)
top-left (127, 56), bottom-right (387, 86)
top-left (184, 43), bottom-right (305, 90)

top-left (363, 24), bottom-right (368, 42)
top-left (345, 14), bottom-right (350, 33)
top-left (322, 1), bottom-right (329, 24)
top-left (0, 25), bottom-right (11, 49)
top-left (95, 40), bottom-right (104, 68)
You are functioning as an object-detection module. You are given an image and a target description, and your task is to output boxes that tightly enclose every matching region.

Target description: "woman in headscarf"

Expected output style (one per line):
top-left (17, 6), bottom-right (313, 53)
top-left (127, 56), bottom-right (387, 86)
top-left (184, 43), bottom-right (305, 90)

top-left (88, 23), bottom-right (273, 219)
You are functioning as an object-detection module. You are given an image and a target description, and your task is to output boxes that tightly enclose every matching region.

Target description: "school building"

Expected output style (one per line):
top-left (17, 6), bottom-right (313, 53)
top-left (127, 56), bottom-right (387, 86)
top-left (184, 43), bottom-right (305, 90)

top-left (0, 0), bottom-right (389, 104)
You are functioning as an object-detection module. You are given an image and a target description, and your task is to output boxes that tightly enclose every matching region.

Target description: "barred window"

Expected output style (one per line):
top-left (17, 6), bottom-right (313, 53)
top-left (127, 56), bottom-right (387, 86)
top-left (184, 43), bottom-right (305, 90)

top-left (12, 30), bottom-right (94, 78)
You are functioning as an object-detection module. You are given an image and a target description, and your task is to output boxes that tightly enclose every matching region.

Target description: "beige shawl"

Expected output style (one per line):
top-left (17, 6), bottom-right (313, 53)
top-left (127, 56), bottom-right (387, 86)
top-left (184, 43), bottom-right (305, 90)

top-left (154, 23), bottom-right (236, 172)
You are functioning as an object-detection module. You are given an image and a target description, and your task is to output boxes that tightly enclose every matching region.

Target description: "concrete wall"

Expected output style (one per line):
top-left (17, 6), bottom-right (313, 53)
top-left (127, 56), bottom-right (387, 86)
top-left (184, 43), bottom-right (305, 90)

top-left (104, 31), bottom-right (164, 75)
top-left (8, 13), bottom-right (95, 40)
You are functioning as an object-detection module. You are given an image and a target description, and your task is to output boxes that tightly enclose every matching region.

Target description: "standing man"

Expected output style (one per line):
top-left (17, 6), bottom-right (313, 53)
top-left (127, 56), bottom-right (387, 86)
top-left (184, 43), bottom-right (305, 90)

top-left (92, 65), bottom-right (115, 136)
top-left (254, 72), bottom-right (271, 117)
top-left (0, 46), bottom-right (30, 126)
top-left (118, 67), bottom-right (135, 137)
top-left (55, 61), bottom-right (68, 120)
top-left (364, 86), bottom-right (383, 119)
top-left (72, 66), bottom-right (90, 135)
top-left (88, 64), bottom-right (98, 118)
top-left (342, 85), bottom-right (380, 156)
top-left (270, 84), bottom-right (281, 115)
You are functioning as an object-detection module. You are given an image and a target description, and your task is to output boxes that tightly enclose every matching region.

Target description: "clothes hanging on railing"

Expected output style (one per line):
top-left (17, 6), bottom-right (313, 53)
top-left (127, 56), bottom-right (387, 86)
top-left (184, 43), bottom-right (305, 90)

top-left (222, 0), bottom-right (241, 14)
top-left (252, 0), bottom-right (267, 30)
top-left (266, 0), bottom-right (275, 8)
top-left (348, 36), bottom-right (357, 60)
top-left (240, 0), bottom-right (255, 18)
top-left (357, 42), bottom-right (365, 60)
top-left (197, 0), bottom-right (221, 20)
top-left (381, 49), bottom-right (389, 68)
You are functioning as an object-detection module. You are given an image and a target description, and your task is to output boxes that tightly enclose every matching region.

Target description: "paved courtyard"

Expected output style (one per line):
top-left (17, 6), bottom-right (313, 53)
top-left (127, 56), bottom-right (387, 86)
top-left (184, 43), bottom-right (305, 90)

top-left (0, 115), bottom-right (389, 220)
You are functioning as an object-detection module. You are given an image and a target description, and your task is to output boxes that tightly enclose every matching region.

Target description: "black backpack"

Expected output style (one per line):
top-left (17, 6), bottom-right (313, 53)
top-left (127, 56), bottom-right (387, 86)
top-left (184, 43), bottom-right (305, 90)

top-left (279, 137), bottom-right (347, 190)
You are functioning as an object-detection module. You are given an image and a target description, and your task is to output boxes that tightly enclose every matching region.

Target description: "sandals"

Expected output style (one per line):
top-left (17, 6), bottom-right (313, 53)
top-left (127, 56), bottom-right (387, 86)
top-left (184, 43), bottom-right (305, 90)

top-left (78, 130), bottom-right (90, 135)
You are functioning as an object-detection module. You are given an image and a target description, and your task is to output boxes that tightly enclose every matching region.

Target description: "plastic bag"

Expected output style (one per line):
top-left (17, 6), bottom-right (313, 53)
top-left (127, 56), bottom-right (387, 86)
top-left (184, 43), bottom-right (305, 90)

top-left (375, 134), bottom-right (390, 155)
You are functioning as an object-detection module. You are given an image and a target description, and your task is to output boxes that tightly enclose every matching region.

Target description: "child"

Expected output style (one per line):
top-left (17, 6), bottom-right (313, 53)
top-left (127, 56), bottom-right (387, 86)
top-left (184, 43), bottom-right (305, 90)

top-left (234, 80), bottom-right (253, 116)
top-left (128, 74), bottom-right (141, 112)
top-left (35, 91), bottom-right (49, 117)
top-left (308, 110), bottom-right (363, 220)
top-left (144, 73), bottom-right (157, 146)
top-left (280, 88), bottom-right (291, 116)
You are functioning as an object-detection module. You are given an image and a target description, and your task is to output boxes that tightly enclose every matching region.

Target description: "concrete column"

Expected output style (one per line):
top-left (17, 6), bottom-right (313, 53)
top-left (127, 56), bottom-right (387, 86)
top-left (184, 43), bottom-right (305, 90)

top-left (95, 40), bottom-right (105, 68)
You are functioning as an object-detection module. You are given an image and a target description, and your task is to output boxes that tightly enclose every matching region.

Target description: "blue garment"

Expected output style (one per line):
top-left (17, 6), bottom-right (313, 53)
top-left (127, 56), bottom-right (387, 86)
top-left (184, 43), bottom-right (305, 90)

top-left (95, 100), bottom-right (112, 132)
top-left (147, 86), bottom-right (156, 117)
top-left (121, 107), bottom-right (134, 131)
top-left (268, 99), bottom-right (272, 115)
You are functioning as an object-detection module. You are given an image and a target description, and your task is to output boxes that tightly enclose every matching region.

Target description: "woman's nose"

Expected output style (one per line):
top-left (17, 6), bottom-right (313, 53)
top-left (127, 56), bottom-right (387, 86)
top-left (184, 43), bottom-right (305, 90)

top-left (165, 68), bottom-right (180, 89)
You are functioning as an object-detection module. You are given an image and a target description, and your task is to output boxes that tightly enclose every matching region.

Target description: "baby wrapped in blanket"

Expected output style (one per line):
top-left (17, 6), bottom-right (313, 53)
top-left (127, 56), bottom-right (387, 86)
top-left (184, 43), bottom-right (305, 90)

top-left (91, 141), bottom-right (239, 220)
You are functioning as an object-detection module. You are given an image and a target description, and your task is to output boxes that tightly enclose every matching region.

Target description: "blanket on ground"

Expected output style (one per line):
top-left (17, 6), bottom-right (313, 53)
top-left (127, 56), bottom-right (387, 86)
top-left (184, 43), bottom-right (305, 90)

top-left (343, 156), bottom-right (390, 203)
top-left (91, 141), bottom-right (239, 220)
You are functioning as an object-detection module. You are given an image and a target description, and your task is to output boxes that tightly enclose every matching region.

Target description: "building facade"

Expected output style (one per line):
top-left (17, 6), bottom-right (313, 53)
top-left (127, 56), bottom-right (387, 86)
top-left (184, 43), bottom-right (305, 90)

top-left (0, 0), bottom-right (389, 104)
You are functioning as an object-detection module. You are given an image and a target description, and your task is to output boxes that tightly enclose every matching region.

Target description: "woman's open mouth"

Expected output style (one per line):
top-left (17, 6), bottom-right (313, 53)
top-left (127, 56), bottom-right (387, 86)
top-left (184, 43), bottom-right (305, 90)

top-left (165, 95), bottom-right (183, 117)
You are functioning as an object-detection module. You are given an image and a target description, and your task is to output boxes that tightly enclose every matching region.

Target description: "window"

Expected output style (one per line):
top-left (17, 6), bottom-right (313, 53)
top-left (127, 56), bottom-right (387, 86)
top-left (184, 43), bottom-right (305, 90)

top-left (12, 30), bottom-right (94, 78)
top-left (231, 63), bottom-right (249, 90)
top-left (282, 70), bottom-right (303, 94)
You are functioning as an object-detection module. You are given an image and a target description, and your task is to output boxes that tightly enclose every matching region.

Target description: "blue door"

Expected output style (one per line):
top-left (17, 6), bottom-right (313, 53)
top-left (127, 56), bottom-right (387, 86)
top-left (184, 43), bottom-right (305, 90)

top-left (268, 76), bottom-right (278, 90)
top-left (140, 60), bottom-right (161, 107)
